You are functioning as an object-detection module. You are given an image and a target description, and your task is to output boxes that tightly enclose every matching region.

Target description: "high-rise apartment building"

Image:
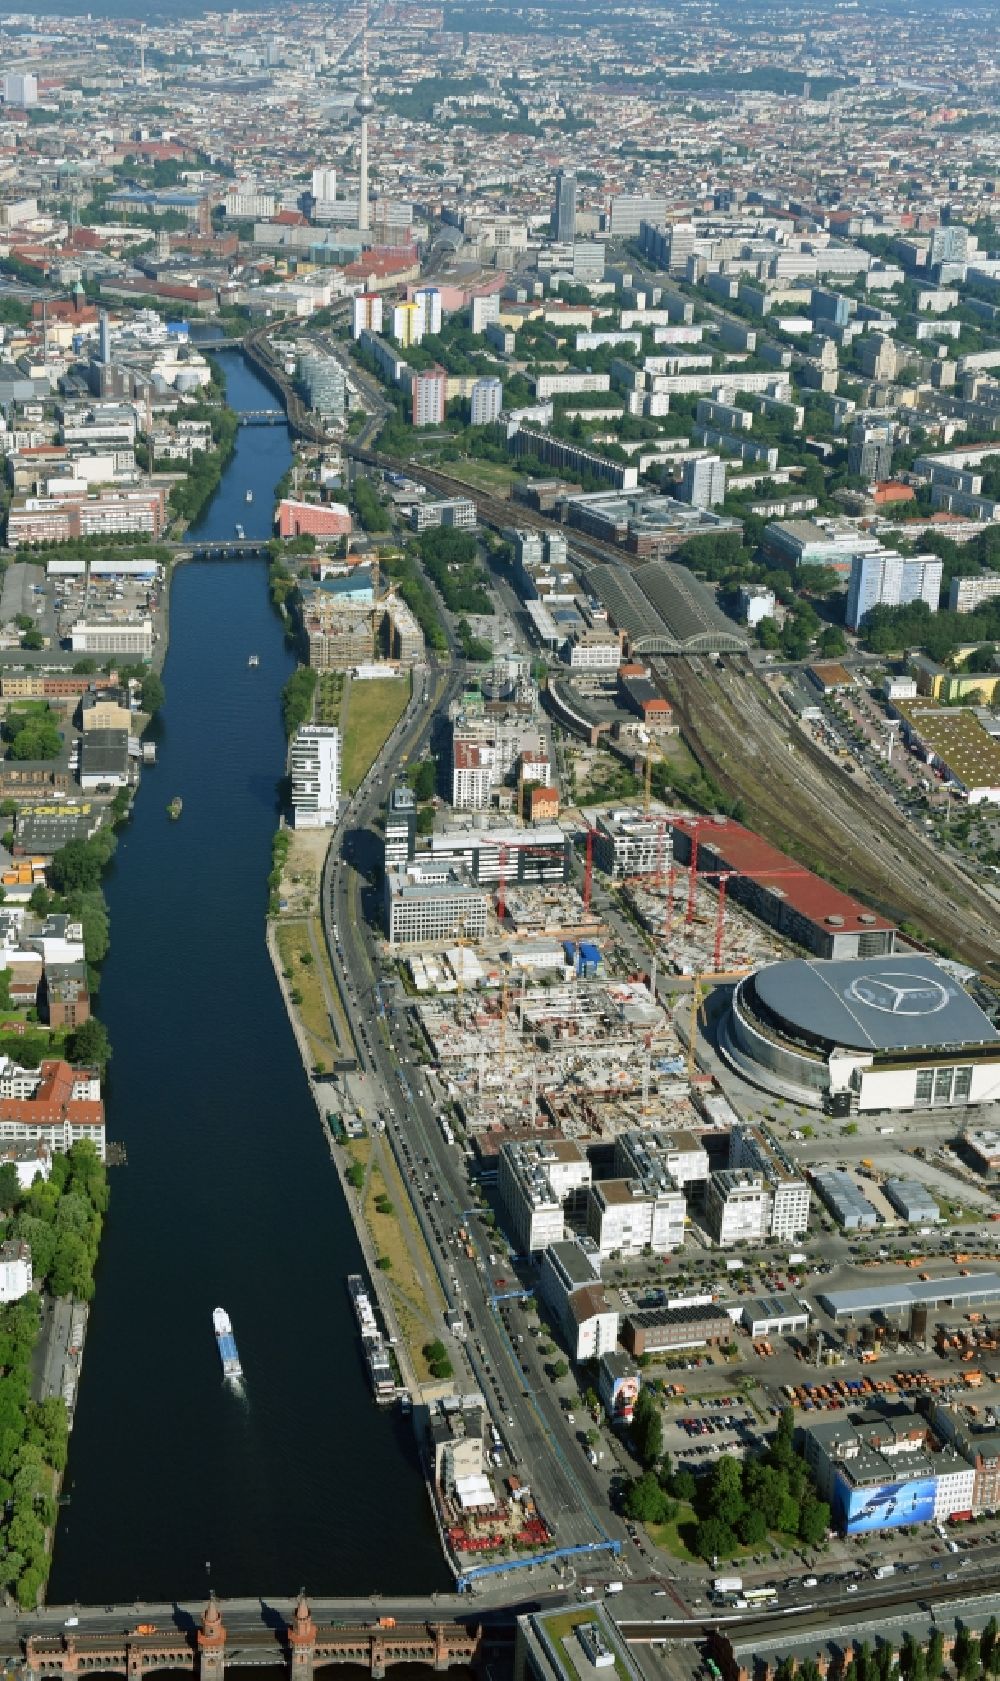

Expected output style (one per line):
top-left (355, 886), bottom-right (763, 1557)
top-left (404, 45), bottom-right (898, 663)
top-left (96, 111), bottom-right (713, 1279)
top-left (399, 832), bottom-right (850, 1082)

top-left (351, 292), bottom-right (383, 339)
top-left (290, 725), bottom-right (341, 828)
top-left (392, 302), bottom-right (422, 347)
top-left (680, 454), bottom-right (727, 508)
top-left (411, 368), bottom-right (446, 428)
top-left (2, 73), bottom-right (37, 107)
top-left (470, 293), bottom-right (501, 334)
top-left (412, 287), bottom-right (442, 337)
top-left (311, 166), bottom-right (337, 204)
top-left (847, 550), bottom-right (943, 631)
top-left (470, 376), bottom-right (503, 426)
top-left (848, 420), bottom-right (894, 482)
top-left (553, 172), bottom-right (577, 243)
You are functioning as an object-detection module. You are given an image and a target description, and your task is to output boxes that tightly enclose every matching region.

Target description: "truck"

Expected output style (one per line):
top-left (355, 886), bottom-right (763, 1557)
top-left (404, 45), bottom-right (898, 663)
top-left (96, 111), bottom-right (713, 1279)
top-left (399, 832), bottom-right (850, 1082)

top-left (726, 1259), bottom-right (743, 1272)
top-left (713, 1577), bottom-right (743, 1596)
top-left (604, 1582), bottom-right (623, 1596)
top-left (874, 1565), bottom-right (895, 1580)
top-left (789, 1252), bottom-right (807, 1266)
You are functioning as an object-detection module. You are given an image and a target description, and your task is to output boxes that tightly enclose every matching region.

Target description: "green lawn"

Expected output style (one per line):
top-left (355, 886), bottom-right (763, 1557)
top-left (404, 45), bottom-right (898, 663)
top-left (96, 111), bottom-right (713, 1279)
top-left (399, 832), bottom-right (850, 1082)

top-left (340, 676), bottom-right (411, 793)
top-left (439, 459), bottom-right (518, 494)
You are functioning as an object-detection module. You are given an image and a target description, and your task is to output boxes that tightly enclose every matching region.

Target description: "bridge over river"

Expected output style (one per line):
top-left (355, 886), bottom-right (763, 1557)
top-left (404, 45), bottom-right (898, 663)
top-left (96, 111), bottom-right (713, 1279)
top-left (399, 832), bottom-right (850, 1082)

top-left (15, 1597), bottom-right (492, 1681)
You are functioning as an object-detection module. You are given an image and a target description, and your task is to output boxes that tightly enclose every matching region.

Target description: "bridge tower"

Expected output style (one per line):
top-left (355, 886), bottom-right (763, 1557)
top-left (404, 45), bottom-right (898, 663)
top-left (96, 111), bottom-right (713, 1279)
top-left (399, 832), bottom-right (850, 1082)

top-left (288, 1592), bottom-right (317, 1681)
top-left (197, 1595), bottom-right (227, 1681)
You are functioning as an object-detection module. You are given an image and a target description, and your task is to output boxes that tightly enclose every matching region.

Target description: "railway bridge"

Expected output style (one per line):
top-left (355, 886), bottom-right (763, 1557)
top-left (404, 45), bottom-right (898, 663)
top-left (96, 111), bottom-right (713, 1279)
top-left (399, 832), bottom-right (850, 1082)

top-left (24, 1598), bottom-right (482, 1681)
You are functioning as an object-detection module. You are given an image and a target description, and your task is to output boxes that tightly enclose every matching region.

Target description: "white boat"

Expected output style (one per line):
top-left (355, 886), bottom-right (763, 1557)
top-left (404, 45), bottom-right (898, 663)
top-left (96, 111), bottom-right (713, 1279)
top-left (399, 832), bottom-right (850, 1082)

top-left (213, 1307), bottom-right (242, 1383)
top-left (245, 489), bottom-right (253, 503)
top-left (248, 654), bottom-right (259, 669)
top-left (235, 523), bottom-right (245, 539)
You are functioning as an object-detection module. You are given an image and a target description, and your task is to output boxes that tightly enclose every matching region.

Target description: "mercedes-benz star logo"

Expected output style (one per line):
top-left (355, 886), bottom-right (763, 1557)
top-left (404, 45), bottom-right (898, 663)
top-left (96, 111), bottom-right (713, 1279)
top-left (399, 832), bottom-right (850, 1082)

top-left (845, 972), bottom-right (951, 1017)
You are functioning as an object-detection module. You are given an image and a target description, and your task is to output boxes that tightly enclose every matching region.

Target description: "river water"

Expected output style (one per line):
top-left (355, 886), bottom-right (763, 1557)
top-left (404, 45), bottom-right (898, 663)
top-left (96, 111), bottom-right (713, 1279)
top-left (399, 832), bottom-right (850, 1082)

top-left (48, 352), bottom-right (447, 1605)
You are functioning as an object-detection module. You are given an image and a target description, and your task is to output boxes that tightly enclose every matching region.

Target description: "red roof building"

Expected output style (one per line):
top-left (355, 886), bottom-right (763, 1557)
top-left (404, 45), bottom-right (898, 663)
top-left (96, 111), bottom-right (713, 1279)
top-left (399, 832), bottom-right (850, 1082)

top-left (670, 814), bottom-right (897, 961)
top-left (0, 1059), bottom-right (105, 1159)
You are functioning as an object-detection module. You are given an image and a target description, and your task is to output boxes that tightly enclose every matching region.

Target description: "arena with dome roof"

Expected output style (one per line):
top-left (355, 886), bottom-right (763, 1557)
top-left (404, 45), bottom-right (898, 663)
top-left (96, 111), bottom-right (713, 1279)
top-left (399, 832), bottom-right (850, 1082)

top-left (720, 954), bottom-right (1000, 1114)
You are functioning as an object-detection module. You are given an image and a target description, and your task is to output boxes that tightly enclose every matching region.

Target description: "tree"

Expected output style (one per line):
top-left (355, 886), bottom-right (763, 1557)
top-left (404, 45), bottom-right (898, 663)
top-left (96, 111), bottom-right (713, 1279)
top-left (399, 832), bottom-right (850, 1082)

top-left (737, 1506), bottom-right (767, 1545)
top-left (926, 1628), bottom-right (944, 1681)
top-left (669, 1467), bottom-right (697, 1502)
top-left (707, 1454), bottom-right (744, 1526)
top-left (631, 1388), bottom-right (663, 1469)
top-left (693, 1514), bottom-right (737, 1562)
top-left (416, 807), bottom-right (435, 837)
top-left (67, 1017), bottom-right (111, 1070)
top-left (954, 1627), bottom-right (978, 1681)
top-left (551, 1358), bottom-right (569, 1380)
top-left (49, 838), bottom-right (105, 894)
top-left (0, 1164), bottom-right (19, 1211)
top-left (623, 1472), bottom-right (674, 1524)
top-left (408, 758), bottom-right (437, 801)
top-left (798, 1494), bottom-right (830, 1546)
top-left (140, 672), bottom-right (165, 715)
top-left (984, 1618), bottom-right (1000, 1681)
top-left (49, 1231), bottom-right (93, 1299)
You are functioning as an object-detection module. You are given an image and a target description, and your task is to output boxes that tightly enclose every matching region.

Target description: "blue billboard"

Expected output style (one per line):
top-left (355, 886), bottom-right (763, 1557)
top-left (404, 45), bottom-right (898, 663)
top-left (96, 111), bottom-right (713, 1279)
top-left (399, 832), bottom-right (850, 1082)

top-left (837, 1475), bottom-right (937, 1534)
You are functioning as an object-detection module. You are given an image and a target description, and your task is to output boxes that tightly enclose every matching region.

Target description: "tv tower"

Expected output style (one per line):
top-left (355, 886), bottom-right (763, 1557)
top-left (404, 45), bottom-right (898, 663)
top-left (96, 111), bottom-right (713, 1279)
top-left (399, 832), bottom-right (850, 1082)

top-left (355, 8), bottom-right (374, 235)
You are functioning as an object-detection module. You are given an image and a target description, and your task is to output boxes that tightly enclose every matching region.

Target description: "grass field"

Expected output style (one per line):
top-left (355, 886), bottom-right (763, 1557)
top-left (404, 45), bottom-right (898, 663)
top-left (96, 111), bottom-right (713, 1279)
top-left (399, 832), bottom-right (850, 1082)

top-left (274, 920), bottom-right (337, 1070)
top-left (340, 675), bottom-right (411, 793)
top-left (363, 1155), bottom-right (438, 1384)
top-left (438, 459), bottom-right (518, 494)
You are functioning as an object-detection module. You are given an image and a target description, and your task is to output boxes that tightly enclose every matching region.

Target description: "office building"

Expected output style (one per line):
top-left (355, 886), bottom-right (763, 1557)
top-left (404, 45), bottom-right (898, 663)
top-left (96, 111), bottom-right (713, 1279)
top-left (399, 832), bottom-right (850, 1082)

top-left (298, 352), bottom-right (347, 422)
top-left (470, 377), bottom-right (503, 426)
top-left (411, 368), bottom-right (447, 428)
top-left (411, 498), bottom-right (477, 532)
top-left (500, 1141), bottom-right (592, 1255)
top-left (848, 420), bottom-right (894, 482)
top-left (705, 1169), bottom-right (772, 1248)
top-left (429, 823), bottom-right (570, 887)
top-left (800, 1408), bottom-right (976, 1533)
top-left (615, 1128), bottom-right (709, 1190)
top-left (586, 1176), bottom-right (686, 1259)
top-left (384, 865), bottom-right (488, 948)
top-left (680, 454), bottom-right (727, 509)
top-left (608, 195), bottom-right (668, 238)
top-left (846, 549), bottom-right (943, 631)
top-left (729, 1125), bottom-right (810, 1239)
top-left (384, 784), bottom-right (417, 872)
top-left (351, 292), bottom-right (383, 338)
top-left (290, 725), bottom-right (341, 828)
top-left (98, 312), bottom-right (112, 365)
top-left (69, 618), bottom-right (153, 659)
top-left (572, 242), bottom-right (606, 283)
top-left (553, 171), bottom-right (577, 243)
top-left (592, 806), bottom-right (672, 880)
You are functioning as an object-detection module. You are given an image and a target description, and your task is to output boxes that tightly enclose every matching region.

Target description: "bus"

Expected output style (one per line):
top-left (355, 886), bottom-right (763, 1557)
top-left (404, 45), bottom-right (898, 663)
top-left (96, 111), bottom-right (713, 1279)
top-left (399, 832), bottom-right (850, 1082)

top-left (743, 1588), bottom-right (778, 1606)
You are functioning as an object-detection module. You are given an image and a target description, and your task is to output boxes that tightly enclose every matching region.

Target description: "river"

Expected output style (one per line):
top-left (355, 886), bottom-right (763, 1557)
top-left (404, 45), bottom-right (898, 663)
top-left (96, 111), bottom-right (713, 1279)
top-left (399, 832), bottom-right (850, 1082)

top-left (48, 351), bottom-right (448, 1605)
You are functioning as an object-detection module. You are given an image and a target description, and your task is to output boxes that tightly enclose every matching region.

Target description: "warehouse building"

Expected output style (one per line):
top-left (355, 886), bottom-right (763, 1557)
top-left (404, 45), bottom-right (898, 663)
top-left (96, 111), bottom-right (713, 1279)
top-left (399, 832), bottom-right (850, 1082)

top-left (670, 815), bottom-right (897, 960)
top-left (818, 1272), bottom-right (1000, 1323)
top-left (742, 1297), bottom-right (810, 1339)
top-left (722, 954), bottom-right (1000, 1113)
top-left (884, 1177), bottom-right (941, 1224)
top-left (811, 1167), bottom-right (879, 1231)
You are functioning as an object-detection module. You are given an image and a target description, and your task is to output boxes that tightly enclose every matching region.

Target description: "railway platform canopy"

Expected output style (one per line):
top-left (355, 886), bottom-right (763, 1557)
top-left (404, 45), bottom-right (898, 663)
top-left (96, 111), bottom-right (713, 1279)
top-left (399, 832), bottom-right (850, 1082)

top-left (588, 560), bottom-right (749, 654)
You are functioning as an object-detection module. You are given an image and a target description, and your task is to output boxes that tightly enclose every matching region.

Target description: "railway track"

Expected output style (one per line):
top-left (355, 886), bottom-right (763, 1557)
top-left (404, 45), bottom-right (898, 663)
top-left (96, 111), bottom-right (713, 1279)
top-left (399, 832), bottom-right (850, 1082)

top-left (663, 656), bottom-right (1000, 978)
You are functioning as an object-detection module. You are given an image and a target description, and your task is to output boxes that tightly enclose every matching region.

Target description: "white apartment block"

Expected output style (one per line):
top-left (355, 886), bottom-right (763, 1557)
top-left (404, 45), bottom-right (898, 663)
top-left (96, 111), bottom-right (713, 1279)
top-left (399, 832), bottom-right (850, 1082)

top-left (352, 293), bottom-right (383, 338)
top-left (706, 1170), bottom-right (772, 1248)
top-left (949, 573), bottom-right (1000, 613)
top-left (290, 725), bottom-right (341, 828)
top-left (498, 1138), bottom-right (591, 1254)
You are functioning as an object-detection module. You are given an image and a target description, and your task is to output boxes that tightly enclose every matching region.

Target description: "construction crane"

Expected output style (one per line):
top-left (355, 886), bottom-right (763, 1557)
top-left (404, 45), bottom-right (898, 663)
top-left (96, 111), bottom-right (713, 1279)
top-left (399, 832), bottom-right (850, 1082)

top-left (583, 826), bottom-right (594, 912)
